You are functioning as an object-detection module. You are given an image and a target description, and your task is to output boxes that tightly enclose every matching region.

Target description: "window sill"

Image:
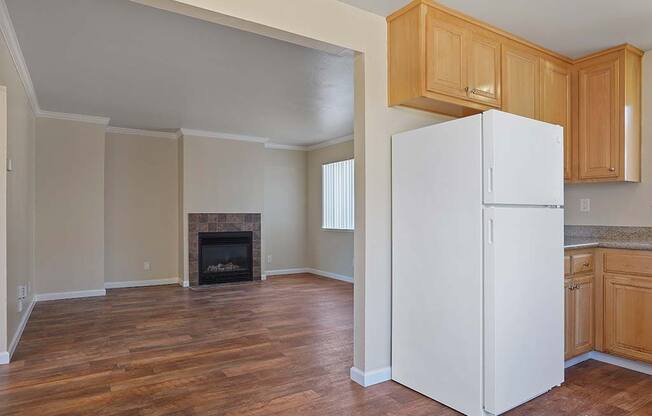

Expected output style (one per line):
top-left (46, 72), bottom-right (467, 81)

top-left (321, 228), bottom-right (354, 233)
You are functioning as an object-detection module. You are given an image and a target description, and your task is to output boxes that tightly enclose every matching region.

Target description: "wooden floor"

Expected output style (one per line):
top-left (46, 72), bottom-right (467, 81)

top-left (0, 274), bottom-right (650, 415)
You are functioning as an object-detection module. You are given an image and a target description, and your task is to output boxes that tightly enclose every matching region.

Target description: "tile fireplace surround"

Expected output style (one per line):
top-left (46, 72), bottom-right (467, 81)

top-left (188, 213), bottom-right (261, 286)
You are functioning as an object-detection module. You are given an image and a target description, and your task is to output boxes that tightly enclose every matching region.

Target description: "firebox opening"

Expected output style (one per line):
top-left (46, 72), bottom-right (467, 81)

top-left (198, 231), bottom-right (253, 285)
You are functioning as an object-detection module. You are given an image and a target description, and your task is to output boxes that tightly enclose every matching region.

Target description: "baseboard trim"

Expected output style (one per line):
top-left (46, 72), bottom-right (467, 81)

top-left (0, 352), bottom-right (9, 365)
top-left (264, 268), bottom-right (309, 276)
top-left (350, 366), bottom-right (392, 387)
top-left (9, 298), bottom-right (35, 358)
top-left (306, 268), bottom-right (353, 283)
top-left (565, 351), bottom-right (652, 376)
top-left (105, 278), bottom-right (179, 289)
top-left (35, 289), bottom-right (106, 302)
top-left (263, 268), bottom-right (354, 283)
top-left (180, 279), bottom-right (189, 288)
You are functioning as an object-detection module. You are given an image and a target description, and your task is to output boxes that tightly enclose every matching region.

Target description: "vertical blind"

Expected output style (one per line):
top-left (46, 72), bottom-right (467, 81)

top-left (322, 158), bottom-right (354, 230)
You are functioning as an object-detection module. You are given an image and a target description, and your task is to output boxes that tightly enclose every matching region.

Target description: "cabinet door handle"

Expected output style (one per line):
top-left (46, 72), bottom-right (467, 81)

top-left (583, 262), bottom-right (590, 267)
top-left (609, 167), bottom-right (616, 172)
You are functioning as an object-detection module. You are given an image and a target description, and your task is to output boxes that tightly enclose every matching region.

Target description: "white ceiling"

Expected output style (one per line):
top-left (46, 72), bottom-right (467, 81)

top-left (5, 0), bottom-right (354, 146)
top-left (340, 0), bottom-right (652, 58)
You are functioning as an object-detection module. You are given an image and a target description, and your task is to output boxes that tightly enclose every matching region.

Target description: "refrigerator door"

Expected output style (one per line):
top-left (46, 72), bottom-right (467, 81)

top-left (483, 110), bottom-right (564, 206)
top-left (392, 115), bottom-right (485, 416)
top-left (484, 206), bottom-right (564, 415)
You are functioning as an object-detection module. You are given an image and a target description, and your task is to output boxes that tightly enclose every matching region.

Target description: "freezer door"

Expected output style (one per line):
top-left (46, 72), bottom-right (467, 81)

top-left (484, 206), bottom-right (564, 415)
top-left (483, 110), bottom-right (564, 206)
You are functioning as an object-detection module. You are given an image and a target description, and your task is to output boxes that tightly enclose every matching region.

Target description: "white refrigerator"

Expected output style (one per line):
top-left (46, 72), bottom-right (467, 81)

top-left (391, 110), bottom-right (564, 416)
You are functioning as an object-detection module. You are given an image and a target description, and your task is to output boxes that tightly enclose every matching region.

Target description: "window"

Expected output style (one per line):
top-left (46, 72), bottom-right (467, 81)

top-left (322, 158), bottom-right (354, 231)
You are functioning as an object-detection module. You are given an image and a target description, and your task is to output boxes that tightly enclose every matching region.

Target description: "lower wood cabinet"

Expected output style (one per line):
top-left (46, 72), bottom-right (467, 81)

top-left (603, 272), bottom-right (652, 363)
top-left (565, 270), bottom-right (594, 360)
top-left (565, 248), bottom-right (652, 364)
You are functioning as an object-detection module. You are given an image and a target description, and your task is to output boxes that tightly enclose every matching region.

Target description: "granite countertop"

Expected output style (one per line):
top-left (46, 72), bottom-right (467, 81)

top-left (564, 226), bottom-right (652, 251)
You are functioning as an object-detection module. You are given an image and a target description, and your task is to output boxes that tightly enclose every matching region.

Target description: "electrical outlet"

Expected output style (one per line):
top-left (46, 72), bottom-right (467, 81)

top-left (144, 261), bottom-right (151, 271)
top-left (580, 198), bottom-right (590, 213)
top-left (267, 255), bottom-right (272, 264)
top-left (17, 285), bottom-right (26, 300)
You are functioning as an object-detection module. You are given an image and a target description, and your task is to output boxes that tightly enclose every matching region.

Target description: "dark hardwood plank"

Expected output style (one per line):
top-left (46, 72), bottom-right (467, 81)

top-left (0, 274), bottom-right (649, 415)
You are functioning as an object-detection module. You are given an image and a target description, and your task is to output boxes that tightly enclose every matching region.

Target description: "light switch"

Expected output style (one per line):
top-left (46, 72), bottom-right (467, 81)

top-left (580, 199), bottom-right (590, 213)
top-left (6, 158), bottom-right (12, 172)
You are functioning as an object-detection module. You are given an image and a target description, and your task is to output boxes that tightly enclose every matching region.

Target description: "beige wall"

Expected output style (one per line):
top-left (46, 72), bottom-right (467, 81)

top-left (307, 140), bottom-right (354, 277)
top-left (142, 0), bottom-right (444, 375)
top-left (264, 148), bottom-right (307, 271)
top-left (35, 118), bottom-right (105, 294)
top-left (104, 133), bottom-right (178, 283)
top-left (180, 135), bottom-right (265, 283)
top-left (0, 30), bottom-right (35, 353)
top-left (565, 51), bottom-right (651, 226)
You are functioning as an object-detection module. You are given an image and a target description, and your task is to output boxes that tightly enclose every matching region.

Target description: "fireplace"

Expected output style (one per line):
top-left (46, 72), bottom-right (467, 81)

top-left (198, 231), bottom-right (253, 285)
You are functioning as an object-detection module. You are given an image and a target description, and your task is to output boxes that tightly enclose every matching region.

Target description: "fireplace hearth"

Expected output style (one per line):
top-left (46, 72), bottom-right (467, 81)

top-left (188, 213), bottom-right (261, 286)
top-left (198, 231), bottom-right (253, 285)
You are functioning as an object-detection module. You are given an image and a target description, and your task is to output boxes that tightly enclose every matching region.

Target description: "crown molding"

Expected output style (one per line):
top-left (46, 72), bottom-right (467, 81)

top-left (36, 110), bottom-right (110, 126)
top-left (0, 0), bottom-right (39, 114)
top-left (264, 142), bottom-right (307, 151)
top-left (179, 128), bottom-right (269, 144)
top-left (306, 134), bottom-right (354, 151)
top-left (264, 134), bottom-right (354, 151)
top-left (106, 126), bottom-right (178, 139)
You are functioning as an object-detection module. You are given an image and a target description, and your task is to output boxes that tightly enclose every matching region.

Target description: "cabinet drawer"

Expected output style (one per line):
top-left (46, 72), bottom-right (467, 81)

top-left (572, 253), bottom-right (593, 274)
top-left (604, 251), bottom-right (652, 277)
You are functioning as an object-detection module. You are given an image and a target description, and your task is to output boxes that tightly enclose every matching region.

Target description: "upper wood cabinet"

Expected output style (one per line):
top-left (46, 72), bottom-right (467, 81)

top-left (467, 29), bottom-right (501, 107)
top-left (425, 9), bottom-right (469, 100)
top-left (501, 44), bottom-right (540, 119)
top-left (540, 59), bottom-right (572, 180)
top-left (387, 0), bottom-right (643, 183)
top-left (388, 2), bottom-right (502, 117)
top-left (573, 46), bottom-right (642, 182)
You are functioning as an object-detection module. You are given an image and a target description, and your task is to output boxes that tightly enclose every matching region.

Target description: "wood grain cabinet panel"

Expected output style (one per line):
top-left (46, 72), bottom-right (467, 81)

top-left (577, 56), bottom-right (620, 180)
top-left (573, 46), bottom-right (642, 183)
top-left (501, 44), bottom-right (540, 119)
top-left (467, 30), bottom-right (501, 106)
top-left (604, 274), bottom-right (652, 363)
top-left (565, 273), bottom-right (594, 360)
top-left (425, 10), bottom-right (468, 99)
top-left (540, 59), bottom-right (571, 180)
top-left (572, 276), bottom-right (594, 356)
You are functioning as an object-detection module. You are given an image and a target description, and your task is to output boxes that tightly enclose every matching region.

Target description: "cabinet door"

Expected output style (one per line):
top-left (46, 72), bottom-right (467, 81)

top-left (501, 45), bottom-right (540, 119)
top-left (564, 279), bottom-right (574, 360)
top-left (571, 276), bottom-right (594, 356)
top-left (604, 274), bottom-right (652, 363)
top-left (425, 10), bottom-right (468, 99)
top-left (467, 30), bottom-right (501, 107)
top-left (540, 59), bottom-right (571, 180)
top-left (578, 56), bottom-right (620, 180)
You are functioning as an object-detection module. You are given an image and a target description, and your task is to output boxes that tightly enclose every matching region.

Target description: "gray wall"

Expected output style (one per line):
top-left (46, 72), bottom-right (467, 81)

top-left (307, 140), bottom-right (354, 278)
top-left (104, 133), bottom-right (179, 283)
top-left (35, 118), bottom-right (105, 294)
